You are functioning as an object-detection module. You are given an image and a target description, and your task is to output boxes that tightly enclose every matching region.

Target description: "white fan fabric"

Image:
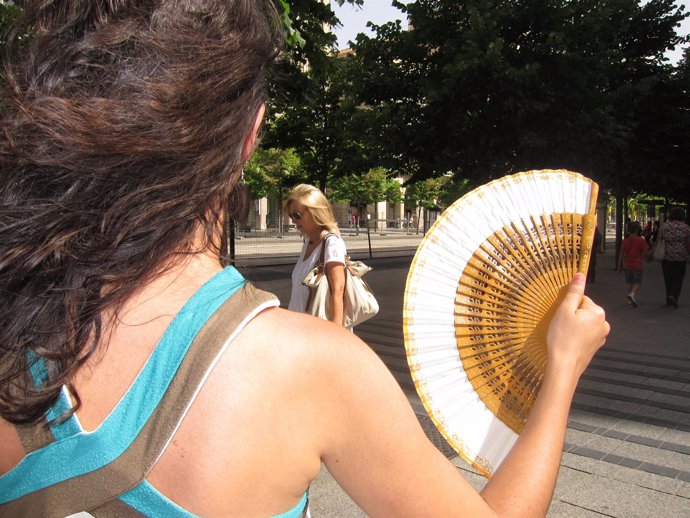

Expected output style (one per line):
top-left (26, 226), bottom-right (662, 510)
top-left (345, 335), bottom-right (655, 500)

top-left (403, 169), bottom-right (598, 477)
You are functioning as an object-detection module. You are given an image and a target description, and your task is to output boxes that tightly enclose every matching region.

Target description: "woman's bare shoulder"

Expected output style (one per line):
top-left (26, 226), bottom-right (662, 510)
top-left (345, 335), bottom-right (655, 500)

top-left (218, 306), bottom-right (399, 412)
top-left (235, 307), bottom-right (373, 372)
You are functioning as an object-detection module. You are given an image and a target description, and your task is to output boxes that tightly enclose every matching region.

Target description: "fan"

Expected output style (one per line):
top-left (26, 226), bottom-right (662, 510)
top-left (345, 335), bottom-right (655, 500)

top-left (403, 169), bottom-right (598, 477)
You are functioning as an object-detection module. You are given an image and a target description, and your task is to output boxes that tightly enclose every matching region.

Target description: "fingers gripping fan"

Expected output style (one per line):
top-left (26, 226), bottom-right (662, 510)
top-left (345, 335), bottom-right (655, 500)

top-left (403, 170), bottom-right (598, 477)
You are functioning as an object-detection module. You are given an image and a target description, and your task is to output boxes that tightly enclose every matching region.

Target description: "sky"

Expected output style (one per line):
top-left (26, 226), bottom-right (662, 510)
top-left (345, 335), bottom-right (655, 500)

top-left (331, 1), bottom-right (688, 63)
top-left (331, 1), bottom-right (409, 50)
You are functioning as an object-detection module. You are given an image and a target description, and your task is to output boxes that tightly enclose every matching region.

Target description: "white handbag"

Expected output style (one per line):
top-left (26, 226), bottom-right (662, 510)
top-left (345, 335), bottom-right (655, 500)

top-left (651, 227), bottom-right (666, 261)
top-left (302, 236), bottom-right (379, 327)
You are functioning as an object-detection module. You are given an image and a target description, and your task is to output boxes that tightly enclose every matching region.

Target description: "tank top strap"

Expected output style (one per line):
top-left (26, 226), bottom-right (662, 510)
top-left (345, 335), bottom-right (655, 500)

top-left (2, 267), bottom-right (279, 517)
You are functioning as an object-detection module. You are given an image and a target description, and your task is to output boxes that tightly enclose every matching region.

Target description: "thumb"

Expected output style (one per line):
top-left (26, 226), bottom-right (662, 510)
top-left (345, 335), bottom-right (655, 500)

top-left (560, 273), bottom-right (586, 311)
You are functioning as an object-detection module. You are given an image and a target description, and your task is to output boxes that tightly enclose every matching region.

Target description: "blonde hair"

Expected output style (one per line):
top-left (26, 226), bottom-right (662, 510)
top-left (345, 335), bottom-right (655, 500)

top-left (284, 184), bottom-right (340, 235)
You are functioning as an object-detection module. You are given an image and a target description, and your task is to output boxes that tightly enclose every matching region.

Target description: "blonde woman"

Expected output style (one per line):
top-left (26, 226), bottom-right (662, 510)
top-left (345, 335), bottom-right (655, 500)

top-left (285, 184), bottom-right (348, 326)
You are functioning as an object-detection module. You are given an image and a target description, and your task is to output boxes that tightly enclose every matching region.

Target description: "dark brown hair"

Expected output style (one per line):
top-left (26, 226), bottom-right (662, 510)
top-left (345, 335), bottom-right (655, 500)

top-left (0, 0), bottom-right (282, 424)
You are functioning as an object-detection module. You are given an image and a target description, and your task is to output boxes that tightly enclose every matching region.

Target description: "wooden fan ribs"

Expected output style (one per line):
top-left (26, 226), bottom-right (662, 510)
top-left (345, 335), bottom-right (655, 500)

top-left (403, 169), bottom-right (598, 476)
top-left (455, 211), bottom-right (591, 434)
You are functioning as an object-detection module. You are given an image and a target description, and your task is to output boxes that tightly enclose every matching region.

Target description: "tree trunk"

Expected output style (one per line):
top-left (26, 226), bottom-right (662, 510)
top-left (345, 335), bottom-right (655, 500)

top-left (615, 178), bottom-right (624, 270)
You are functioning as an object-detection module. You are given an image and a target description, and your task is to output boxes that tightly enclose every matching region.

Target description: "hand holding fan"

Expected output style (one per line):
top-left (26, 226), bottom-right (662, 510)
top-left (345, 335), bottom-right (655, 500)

top-left (403, 169), bottom-right (598, 477)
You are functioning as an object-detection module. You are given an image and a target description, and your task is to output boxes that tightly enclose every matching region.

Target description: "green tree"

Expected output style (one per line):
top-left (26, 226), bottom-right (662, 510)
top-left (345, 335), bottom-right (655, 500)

top-left (330, 166), bottom-right (402, 223)
top-left (243, 147), bottom-right (303, 199)
top-left (627, 48), bottom-right (690, 209)
top-left (403, 175), bottom-right (470, 231)
top-left (264, 0), bottom-right (363, 191)
top-left (347, 0), bottom-right (688, 191)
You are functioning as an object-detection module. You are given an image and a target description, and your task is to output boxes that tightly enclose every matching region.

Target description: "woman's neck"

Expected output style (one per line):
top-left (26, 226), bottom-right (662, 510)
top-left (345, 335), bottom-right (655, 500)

top-left (308, 229), bottom-right (325, 244)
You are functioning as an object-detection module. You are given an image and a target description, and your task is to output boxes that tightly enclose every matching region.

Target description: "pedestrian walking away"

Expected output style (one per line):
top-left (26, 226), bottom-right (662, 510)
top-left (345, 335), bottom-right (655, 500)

top-left (659, 207), bottom-right (690, 308)
top-left (619, 221), bottom-right (649, 308)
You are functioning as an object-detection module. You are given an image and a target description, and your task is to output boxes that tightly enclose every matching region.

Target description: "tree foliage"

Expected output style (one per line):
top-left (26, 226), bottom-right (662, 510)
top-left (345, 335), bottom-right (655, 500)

top-left (626, 48), bottom-right (690, 206)
top-left (329, 166), bottom-right (402, 209)
top-left (263, 0), bottom-right (363, 190)
top-left (347, 0), bottom-right (689, 194)
top-left (3, 0), bottom-right (688, 209)
top-left (404, 176), bottom-right (449, 209)
top-left (243, 147), bottom-right (303, 199)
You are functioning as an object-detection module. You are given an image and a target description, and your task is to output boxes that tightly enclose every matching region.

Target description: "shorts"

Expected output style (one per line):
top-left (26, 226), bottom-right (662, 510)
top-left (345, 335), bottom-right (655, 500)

top-left (624, 269), bottom-right (643, 285)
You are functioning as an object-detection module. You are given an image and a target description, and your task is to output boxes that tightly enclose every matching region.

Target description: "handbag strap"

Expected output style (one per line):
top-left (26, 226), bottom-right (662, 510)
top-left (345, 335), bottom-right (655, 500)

top-left (304, 233), bottom-right (341, 313)
top-left (318, 232), bottom-right (338, 266)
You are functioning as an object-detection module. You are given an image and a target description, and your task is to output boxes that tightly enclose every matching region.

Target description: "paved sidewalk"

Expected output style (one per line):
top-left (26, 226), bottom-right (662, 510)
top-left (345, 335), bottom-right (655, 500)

top-left (242, 243), bottom-right (690, 517)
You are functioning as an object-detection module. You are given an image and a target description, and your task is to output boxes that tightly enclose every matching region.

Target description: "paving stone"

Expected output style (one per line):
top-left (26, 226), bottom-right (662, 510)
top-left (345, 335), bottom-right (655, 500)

top-left (601, 429), bottom-right (630, 440)
top-left (568, 409), bottom-right (622, 430)
top-left (568, 408), bottom-right (611, 428)
top-left (676, 480), bottom-right (690, 497)
top-left (560, 452), bottom-right (681, 493)
top-left (592, 359), bottom-right (639, 372)
top-left (634, 435), bottom-right (664, 448)
top-left (602, 453), bottom-right (628, 465)
top-left (659, 429), bottom-right (690, 446)
top-left (584, 435), bottom-right (625, 453)
top-left (638, 462), bottom-right (681, 479)
top-left (547, 499), bottom-right (607, 517)
top-left (651, 407), bottom-right (690, 425)
top-left (618, 457), bottom-right (643, 469)
top-left (678, 422), bottom-right (690, 433)
top-left (648, 391), bottom-right (690, 408)
top-left (613, 441), bottom-right (675, 465)
top-left (628, 404), bottom-right (661, 419)
top-left (642, 366), bottom-right (682, 377)
top-left (586, 368), bottom-right (646, 384)
top-left (591, 400), bottom-right (646, 416)
top-left (570, 446), bottom-right (607, 460)
top-left (573, 393), bottom-right (608, 406)
top-left (644, 377), bottom-right (689, 392)
top-left (661, 442), bottom-right (690, 455)
top-left (665, 452), bottom-right (690, 472)
top-left (565, 427), bottom-right (597, 447)
top-left (579, 380), bottom-right (654, 400)
top-left (553, 466), bottom-right (689, 518)
top-left (568, 420), bottom-right (600, 433)
top-left (610, 419), bottom-right (667, 439)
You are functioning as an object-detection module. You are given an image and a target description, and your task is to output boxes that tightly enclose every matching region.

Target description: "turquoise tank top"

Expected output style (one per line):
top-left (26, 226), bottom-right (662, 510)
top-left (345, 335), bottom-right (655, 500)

top-left (0, 267), bottom-right (308, 517)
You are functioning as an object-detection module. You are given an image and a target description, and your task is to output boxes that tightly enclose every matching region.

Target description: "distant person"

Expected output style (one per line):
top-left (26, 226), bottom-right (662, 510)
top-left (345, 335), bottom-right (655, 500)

top-left (0, 1), bottom-right (609, 516)
top-left (284, 184), bottom-right (349, 327)
top-left (651, 220), bottom-right (660, 244)
top-left (587, 226), bottom-right (603, 284)
top-left (619, 221), bottom-right (649, 308)
top-left (642, 221), bottom-right (652, 244)
top-left (659, 207), bottom-right (690, 307)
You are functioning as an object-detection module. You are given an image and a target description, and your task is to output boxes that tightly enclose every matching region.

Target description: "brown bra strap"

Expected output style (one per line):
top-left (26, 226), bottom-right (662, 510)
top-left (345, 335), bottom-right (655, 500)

top-left (4, 286), bottom-right (277, 518)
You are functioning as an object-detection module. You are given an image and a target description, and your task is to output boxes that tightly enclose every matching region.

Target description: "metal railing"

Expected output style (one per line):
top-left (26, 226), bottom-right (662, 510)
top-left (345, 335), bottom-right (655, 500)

top-left (231, 220), bottom-right (425, 267)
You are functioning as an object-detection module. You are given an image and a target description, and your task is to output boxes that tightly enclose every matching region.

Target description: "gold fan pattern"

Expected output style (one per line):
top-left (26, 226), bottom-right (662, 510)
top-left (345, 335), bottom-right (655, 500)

top-left (455, 212), bottom-right (594, 434)
top-left (404, 169), bottom-right (599, 477)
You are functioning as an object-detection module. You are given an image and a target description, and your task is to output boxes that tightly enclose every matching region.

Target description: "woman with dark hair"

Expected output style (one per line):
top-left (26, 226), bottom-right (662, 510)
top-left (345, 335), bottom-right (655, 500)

top-left (660, 207), bottom-right (690, 307)
top-left (0, 1), bottom-right (609, 517)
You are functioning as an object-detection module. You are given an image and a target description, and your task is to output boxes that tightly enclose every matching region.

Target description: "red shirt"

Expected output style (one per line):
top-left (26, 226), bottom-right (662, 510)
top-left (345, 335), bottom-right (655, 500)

top-left (621, 235), bottom-right (648, 270)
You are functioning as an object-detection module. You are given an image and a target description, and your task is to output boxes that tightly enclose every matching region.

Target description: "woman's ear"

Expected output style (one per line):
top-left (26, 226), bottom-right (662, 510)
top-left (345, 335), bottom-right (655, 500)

top-left (242, 103), bottom-right (266, 161)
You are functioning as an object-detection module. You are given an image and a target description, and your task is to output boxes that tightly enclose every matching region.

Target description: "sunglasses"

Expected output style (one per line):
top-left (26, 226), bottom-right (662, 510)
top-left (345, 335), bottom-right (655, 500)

top-left (289, 211), bottom-right (303, 220)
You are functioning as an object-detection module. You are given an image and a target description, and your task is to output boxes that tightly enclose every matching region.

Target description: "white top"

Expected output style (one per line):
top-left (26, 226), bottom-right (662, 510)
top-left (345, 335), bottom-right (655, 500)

top-left (288, 234), bottom-right (347, 313)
